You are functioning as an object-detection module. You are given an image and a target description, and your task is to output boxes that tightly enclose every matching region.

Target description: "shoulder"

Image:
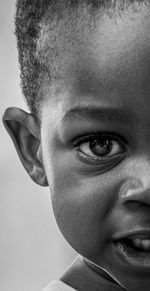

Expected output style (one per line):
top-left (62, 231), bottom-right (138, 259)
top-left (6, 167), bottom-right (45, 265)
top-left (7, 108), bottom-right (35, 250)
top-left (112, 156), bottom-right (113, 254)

top-left (41, 280), bottom-right (77, 291)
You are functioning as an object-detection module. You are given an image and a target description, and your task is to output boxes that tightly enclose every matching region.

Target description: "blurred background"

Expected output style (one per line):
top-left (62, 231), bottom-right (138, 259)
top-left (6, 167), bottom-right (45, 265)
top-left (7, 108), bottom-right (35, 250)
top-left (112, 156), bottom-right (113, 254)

top-left (0, 1), bottom-right (76, 290)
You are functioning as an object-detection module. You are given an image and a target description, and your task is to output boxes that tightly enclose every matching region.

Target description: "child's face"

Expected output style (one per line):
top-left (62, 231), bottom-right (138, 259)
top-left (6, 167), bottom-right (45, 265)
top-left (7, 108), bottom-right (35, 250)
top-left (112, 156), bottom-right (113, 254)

top-left (41, 6), bottom-right (150, 291)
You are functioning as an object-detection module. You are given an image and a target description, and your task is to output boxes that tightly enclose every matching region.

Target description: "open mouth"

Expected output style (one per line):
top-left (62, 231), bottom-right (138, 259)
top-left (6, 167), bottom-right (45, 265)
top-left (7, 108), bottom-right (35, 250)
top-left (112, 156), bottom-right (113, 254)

top-left (113, 235), bottom-right (150, 269)
top-left (118, 237), bottom-right (150, 252)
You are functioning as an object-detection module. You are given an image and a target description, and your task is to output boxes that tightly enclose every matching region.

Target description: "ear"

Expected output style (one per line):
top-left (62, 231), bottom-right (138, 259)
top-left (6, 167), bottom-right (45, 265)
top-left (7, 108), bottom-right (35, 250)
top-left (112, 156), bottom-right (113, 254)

top-left (3, 107), bottom-right (48, 187)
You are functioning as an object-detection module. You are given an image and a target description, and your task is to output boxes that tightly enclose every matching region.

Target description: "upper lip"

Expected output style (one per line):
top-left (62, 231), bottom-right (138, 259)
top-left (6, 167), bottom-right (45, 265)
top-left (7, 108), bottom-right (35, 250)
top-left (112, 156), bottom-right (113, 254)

top-left (112, 229), bottom-right (150, 241)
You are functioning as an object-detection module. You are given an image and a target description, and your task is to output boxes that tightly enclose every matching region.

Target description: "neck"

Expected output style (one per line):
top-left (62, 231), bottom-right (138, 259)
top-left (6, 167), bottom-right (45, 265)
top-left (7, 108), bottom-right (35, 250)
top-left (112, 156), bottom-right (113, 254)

top-left (83, 257), bottom-right (126, 289)
top-left (60, 255), bottom-right (126, 291)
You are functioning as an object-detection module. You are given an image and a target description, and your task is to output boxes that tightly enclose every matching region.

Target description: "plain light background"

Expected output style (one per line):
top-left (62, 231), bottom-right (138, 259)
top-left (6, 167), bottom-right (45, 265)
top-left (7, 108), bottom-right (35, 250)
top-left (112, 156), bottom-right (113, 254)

top-left (0, 1), bottom-right (76, 290)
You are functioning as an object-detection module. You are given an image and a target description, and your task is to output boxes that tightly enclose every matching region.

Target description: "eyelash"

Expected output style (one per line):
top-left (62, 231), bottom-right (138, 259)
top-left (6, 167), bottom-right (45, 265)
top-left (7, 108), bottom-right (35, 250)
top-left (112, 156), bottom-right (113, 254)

top-left (73, 133), bottom-right (126, 163)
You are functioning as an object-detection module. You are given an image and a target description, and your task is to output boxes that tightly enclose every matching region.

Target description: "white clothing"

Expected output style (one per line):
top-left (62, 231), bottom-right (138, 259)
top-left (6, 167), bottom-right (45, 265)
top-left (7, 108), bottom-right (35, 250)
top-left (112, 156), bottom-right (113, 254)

top-left (42, 280), bottom-right (77, 291)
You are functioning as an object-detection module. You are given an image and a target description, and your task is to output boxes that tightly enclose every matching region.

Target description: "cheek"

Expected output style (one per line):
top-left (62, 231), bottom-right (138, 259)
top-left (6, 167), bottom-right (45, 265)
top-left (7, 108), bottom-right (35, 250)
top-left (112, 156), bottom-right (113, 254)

top-left (50, 163), bottom-right (120, 257)
top-left (41, 124), bottom-right (123, 258)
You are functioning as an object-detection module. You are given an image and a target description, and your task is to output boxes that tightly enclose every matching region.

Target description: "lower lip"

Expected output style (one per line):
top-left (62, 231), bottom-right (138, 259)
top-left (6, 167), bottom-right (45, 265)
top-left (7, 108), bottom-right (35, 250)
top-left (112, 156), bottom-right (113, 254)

top-left (113, 240), bottom-right (150, 269)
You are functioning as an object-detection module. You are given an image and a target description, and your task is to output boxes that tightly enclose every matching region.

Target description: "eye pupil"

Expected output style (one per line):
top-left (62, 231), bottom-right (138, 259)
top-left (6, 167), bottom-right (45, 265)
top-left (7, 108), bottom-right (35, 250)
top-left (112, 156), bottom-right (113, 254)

top-left (90, 138), bottom-right (112, 156)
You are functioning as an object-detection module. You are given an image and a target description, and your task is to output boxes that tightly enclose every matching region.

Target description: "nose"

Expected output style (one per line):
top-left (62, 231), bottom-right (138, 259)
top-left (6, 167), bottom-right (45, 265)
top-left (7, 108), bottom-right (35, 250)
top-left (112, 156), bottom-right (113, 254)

top-left (120, 177), bottom-right (150, 207)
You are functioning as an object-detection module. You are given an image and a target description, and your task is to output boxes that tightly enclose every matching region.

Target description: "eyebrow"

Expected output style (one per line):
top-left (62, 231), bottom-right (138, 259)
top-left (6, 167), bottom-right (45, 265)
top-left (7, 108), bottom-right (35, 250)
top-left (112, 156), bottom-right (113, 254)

top-left (62, 105), bottom-right (135, 125)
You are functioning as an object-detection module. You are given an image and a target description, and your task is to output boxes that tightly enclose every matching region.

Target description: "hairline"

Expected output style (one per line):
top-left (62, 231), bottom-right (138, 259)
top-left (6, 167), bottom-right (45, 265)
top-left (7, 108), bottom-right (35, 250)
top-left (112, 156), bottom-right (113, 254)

top-left (23, 0), bottom-right (150, 122)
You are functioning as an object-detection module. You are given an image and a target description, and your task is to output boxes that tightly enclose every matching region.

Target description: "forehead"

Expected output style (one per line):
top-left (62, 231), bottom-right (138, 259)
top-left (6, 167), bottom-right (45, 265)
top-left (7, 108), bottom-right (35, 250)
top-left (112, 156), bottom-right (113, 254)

top-left (40, 4), bottom-right (150, 114)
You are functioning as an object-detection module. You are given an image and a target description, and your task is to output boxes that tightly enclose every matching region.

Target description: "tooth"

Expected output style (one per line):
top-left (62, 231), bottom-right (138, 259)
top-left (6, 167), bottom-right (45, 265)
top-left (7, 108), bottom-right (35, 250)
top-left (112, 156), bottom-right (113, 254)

top-left (141, 239), bottom-right (150, 251)
top-left (131, 238), bottom-right (150, 251)
top-left (132, 238), bottom-right (142, 248)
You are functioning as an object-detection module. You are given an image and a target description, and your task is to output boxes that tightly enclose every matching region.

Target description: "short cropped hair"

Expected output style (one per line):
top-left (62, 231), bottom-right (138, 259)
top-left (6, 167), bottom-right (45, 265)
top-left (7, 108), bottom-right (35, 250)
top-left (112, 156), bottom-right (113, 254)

top-left (15, 0), bottom-right (148, 122)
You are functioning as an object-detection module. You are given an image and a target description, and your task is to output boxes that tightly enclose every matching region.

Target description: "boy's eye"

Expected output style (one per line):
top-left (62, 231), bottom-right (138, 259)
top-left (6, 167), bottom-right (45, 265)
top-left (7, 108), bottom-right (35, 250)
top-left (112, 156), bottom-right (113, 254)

top-left (74, 134), bottom-right (125, 162)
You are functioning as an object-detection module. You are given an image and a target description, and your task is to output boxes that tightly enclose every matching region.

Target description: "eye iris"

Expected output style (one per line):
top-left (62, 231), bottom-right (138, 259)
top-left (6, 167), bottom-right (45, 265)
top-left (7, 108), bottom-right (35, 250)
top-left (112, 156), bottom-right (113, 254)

top-left (90, 138), bottom-right (112, 156)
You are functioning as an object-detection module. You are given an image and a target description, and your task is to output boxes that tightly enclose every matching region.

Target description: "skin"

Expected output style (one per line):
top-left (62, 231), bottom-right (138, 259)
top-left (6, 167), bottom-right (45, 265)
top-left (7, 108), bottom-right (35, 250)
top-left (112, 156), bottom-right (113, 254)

top-left (3, 5), bottom-right (150, 291)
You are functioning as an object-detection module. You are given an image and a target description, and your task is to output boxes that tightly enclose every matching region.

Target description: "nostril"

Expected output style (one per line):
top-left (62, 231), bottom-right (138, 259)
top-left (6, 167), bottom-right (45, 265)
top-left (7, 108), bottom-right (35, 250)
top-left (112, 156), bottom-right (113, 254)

top-left (120, 179), bottom-right (150, 206)
top-left (121, 200), bottom-right (150, 211)
top-left (121, 190), bottom-right (150, 206)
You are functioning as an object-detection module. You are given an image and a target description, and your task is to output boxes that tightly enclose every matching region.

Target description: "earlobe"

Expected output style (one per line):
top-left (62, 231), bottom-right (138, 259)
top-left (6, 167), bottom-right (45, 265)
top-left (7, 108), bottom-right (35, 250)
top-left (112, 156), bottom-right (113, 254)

top-left (3, 107), bottom-right (48, 187)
